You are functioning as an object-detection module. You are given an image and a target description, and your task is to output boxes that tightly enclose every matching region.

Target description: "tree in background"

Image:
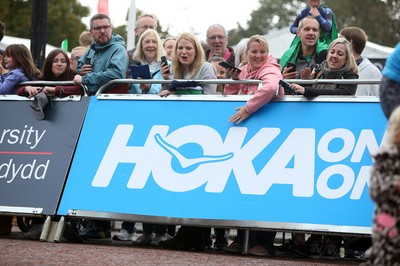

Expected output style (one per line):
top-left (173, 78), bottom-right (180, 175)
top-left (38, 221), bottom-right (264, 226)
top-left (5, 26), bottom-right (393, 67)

top-left (228, 0), bottom-right (399, 47)
top-left (0, 0), bottom-right (89, 50)
top-left (228, 0), bottom-right (301, 45)
top-left (325, 0), bottom-right (399, 47)
top-left (1, 0), bottom-right (398, 52)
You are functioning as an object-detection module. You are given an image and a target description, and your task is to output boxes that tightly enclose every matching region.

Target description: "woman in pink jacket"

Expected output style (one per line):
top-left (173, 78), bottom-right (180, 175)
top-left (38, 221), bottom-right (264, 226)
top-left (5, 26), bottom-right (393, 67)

top-left (224, 34), bottom-right (283, 125)
top-left (223, 35), bottom-right (283, 257)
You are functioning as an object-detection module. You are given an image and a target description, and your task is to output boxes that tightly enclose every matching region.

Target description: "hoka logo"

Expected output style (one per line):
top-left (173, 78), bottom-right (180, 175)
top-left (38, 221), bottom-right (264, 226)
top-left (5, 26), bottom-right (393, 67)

top-left (92, 124), bottom-right (383, 199)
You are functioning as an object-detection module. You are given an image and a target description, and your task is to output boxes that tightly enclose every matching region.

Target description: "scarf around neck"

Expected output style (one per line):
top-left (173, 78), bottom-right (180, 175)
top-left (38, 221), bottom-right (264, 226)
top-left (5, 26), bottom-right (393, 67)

top-left (312, 61), bottom-right (349, 91)
top-left (320, 61), bottom-right (349, 79)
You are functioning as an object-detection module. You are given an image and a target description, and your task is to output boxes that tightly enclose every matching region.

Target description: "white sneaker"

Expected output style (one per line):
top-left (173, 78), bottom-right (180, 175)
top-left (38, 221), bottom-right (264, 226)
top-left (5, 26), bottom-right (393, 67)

top-left (112, 229), bottom-right (134, 241)
top-left (150, 233), bottom-right (172, 247)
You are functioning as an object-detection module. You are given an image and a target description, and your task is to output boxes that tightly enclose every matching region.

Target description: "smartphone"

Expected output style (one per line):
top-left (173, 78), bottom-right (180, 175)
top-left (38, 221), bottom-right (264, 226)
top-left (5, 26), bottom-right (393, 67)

top-left (286, 62), bottom-right (296, 72)
top-left (279, 79), bottom-right (296, 95)
top-left (85, 56), bottom-right (91, 66)
top-left (161, 56), bottom-right (170, 74)
top-left (219, 61), bottom-right (241, 73)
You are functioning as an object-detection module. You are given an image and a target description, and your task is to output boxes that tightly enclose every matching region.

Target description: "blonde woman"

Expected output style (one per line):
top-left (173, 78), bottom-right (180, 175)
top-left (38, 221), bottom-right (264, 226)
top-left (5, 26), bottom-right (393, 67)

top-left (290, 37), bottom-right (359, 96)
top-left (160, 32), bottom-right (216, 96)
top-left (224, 35), bottom-right (283, 125)
top-left (130, 29), bottom-right (165, 94)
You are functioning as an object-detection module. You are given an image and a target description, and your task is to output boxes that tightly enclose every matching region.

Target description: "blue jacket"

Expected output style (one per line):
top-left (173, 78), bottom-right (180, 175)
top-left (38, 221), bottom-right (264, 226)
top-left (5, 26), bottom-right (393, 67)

top-left (383, 42), bottom-right (400, 84)
top-left (78, 34), bottom-right (128, 94)
top-left (0, 68), bottom-right (30, 94)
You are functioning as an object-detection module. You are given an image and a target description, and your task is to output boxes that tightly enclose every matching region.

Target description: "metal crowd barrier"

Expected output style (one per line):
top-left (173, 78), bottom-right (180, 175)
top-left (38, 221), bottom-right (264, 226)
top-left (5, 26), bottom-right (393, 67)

top-left (94, 78), bottom-right (382, 96)
top-left (0, 78), bottom-right (384, 243)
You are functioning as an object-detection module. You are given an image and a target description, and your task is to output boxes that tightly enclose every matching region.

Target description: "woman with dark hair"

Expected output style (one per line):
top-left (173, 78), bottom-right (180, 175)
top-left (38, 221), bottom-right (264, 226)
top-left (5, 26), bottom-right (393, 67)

top-left (0, 44), bottom-right (40, 94)
top-left (17, 48), bottom-right (84, 97)
top-left (16, 49), bottom-right (84, 239)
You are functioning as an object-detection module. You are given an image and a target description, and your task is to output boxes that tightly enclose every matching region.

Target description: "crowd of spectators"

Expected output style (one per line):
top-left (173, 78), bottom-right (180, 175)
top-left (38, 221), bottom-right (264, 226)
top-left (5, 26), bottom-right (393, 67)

top-left (0, 0), bottom-right (398, 262)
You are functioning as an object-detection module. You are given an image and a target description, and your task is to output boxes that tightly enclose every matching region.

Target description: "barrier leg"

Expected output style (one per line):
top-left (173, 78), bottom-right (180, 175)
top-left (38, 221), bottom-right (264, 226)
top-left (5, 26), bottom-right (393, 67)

top-left (38, 216), bottom-right (66, 242)
top-left (39, 216), bottom-right (52, 241)
top-left (53, 216), bottom-right (65, 243)
top-left (243, 229), bottom-right (249, 255)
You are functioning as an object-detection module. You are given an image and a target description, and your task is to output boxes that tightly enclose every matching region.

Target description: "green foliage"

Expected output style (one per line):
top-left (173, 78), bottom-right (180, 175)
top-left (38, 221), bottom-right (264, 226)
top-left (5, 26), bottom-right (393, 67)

top-left (1, 0), bottom-right (398, 54)
top-left (228, 0), bottom-right (302, 45)
top-left (228, 0), bottom-right (399, 47)
top-left (46, 0), bottom-right (90, 49)
top-left (0, 0), bottom-right (89, 50)
top-left (325, 0), bottom-right (399, 46)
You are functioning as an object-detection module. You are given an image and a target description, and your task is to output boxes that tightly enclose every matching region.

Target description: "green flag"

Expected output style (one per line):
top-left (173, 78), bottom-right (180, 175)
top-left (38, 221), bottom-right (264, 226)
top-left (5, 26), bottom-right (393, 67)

top-left (61, 39), bottom-right (68, 51)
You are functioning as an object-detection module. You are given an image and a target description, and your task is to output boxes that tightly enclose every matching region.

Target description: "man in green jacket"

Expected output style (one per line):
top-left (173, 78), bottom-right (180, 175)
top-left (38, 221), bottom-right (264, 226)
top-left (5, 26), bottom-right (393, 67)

top-left (280, 16), bottom-right (329, 80)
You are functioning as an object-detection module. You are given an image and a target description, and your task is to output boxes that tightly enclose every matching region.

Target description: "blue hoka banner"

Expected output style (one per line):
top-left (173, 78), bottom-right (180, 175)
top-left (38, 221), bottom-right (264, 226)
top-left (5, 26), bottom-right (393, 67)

top-left (58, 96), bottom-right (386, 232)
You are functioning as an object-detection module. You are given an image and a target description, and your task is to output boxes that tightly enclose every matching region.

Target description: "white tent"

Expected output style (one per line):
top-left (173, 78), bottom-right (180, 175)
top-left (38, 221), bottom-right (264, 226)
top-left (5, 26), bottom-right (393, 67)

top-left (0, 35), bottom-right (64, 56)
top-left (264, 27), bottom-right (394, 60)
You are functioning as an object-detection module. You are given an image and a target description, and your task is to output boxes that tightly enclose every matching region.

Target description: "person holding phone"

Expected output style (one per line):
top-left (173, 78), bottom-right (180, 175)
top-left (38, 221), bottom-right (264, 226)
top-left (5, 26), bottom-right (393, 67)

top-left (224, 35), bottom-right (282, 255)
top-left (73, 14), bottom-right (127, 95)
top-left (289, 38), bottom-right (358, 97)
top-left (159, 32), bottom-right (216, 96)
top-left (280, 16), bottom-right (328, 80)
top-left (157, 32), bottom-right (216, 251)
top-left (130, 28), bottom-right (174, 247)
top-left (72, 13), bottom-right (128, 241)
top-left (280, 39), bottom-right (358, 259)
top-left (224, 35), bottom-right (283, 125)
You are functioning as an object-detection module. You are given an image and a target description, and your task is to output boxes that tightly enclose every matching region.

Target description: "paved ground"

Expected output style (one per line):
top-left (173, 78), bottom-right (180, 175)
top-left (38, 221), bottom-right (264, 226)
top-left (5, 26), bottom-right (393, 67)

top-left (0, 225), bottom-right (364, 266)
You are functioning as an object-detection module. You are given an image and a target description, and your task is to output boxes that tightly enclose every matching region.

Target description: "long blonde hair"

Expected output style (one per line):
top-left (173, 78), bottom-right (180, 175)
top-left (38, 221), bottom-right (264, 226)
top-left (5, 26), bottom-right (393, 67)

top-left (133, 29), bottom-right (164, 63)
top-left (172, 32), bottom-right (205, 79)
top-left (328, 38), bottom-right (358, 73)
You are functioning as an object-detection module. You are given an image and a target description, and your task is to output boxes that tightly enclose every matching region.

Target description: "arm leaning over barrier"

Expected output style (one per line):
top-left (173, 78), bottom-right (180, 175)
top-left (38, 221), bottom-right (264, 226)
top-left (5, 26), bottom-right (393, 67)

top-left (17, 81), bottom-right (85, 98)
top-left (224, 54), bottom-right (284, 124)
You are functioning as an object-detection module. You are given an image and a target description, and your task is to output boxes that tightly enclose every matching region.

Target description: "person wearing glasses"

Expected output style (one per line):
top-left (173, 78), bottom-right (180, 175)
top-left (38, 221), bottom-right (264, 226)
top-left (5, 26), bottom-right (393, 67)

top-left (204, 24), bottom-right (235, 67)
top-left (72, 14), bottom-right (128, 242)
top-left (128, 14), bottom-right (158, 57)
top-left (73, 13), bottom-right (128, 95)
